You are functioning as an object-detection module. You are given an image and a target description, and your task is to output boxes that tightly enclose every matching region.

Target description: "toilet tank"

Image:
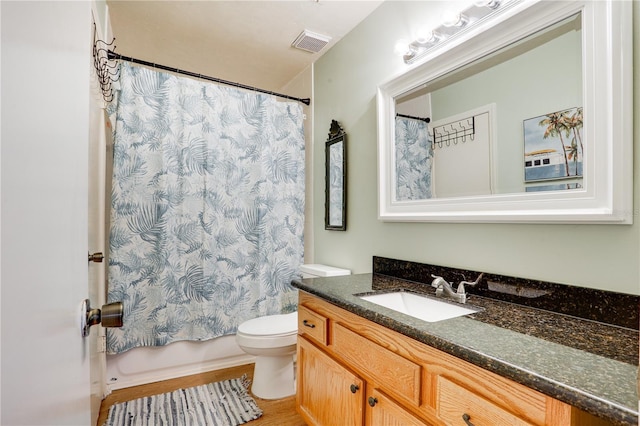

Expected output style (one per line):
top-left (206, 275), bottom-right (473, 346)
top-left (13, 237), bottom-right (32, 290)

top-left (300, 264), bottom-right (351, 278)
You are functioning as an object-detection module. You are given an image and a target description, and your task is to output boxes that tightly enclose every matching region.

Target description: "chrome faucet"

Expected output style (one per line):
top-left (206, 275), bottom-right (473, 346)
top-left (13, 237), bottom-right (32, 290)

top-left (430, 273), bottom-right (483, 304)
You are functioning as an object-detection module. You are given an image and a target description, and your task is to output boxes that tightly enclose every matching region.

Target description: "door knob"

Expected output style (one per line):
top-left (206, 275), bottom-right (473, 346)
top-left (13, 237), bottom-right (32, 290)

top-left (81, 299), bottom-right (123, 337)
top-left (88, 252), bottom-right (104, 263)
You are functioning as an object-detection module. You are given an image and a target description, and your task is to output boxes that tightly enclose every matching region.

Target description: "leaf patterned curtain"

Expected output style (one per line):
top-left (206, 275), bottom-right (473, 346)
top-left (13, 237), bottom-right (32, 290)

top-left (106, 63), bottom-right (305, 354)
top-left (394, 117), bottom-right (433, 201)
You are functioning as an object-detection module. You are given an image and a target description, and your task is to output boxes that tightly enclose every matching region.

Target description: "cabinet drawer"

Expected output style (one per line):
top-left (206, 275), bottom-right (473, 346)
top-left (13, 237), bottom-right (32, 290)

top-left (332, 323), bottom-right (421, 406)
top-left (298, 305), bottom-right (328, 345)
top-left (438, 376), bottom-right (535, 426)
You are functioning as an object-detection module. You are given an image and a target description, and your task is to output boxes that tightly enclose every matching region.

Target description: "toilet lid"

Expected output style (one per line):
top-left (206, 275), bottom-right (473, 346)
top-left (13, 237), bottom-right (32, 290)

top-left (237, 312), bottom-right (298, 336)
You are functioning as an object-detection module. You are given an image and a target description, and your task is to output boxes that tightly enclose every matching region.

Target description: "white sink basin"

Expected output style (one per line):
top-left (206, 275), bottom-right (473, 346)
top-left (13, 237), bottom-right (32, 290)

top-left (359, 291), bottom-right (479, 323)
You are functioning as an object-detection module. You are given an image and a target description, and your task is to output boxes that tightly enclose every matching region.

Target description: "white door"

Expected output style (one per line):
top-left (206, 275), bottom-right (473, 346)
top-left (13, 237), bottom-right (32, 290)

top-left (1, 1), bottom-right (93, 425)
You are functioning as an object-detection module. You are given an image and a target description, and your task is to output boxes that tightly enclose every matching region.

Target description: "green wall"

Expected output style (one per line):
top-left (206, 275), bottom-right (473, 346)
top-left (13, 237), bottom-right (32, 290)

top-left (312, 1), bottom-right (639, 295)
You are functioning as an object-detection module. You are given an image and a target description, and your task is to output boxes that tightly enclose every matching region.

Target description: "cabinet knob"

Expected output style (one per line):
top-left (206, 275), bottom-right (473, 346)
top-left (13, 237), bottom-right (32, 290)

top-left (302, 319), bottom-right (316, 328)
top-left (462, 413), bottom-right (475, 426)
top-left (350, 384), bottom-right (359, 393)
top-left (368, 397), bottom-right (378, 407)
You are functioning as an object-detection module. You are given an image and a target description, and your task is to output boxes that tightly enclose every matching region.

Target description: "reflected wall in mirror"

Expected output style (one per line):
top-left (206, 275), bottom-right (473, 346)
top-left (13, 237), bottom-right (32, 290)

top-left (325, 120), bottom-right (347, 231)
top-left (378, 0), bottom-right (632, 223)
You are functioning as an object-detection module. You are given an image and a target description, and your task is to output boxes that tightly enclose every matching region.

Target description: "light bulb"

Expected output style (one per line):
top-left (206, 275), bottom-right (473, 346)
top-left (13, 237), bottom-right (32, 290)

top-left (393, 39), bottom-right (413, 57)
top-left (474, 0), bottom-right (501, 9)
top-left (414, 27), bottom-right (439, 45)
top-left (441, 10), bottom-right (468, 27)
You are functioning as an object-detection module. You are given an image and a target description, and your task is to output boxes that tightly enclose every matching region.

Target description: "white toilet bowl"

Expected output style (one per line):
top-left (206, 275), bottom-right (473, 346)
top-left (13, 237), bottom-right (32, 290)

top-left (235, 312), bottom-right (298, 399)
top-left (236, 264), bottom-right (351, 400)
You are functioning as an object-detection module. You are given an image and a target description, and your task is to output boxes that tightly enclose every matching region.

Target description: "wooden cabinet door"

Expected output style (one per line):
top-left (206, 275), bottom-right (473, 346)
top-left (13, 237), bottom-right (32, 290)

top-left (297, 336), bottom-right (365, 426)
top-left (366, 388), bottom-right (430, 426)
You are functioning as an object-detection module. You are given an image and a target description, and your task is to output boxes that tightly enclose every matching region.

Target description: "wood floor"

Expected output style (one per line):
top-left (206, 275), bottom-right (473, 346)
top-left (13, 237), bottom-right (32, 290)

top-left (97, 363), bottom-right (307, 426)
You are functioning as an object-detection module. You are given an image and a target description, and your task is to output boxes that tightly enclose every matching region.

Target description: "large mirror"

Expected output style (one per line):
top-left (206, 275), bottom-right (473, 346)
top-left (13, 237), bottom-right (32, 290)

top-left (377, 0), bottom-right (632, 223)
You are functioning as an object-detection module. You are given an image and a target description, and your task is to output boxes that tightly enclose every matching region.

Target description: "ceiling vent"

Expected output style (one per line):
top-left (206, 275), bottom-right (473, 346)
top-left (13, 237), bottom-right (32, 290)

top-left (291, 30), bottom-right (331, 53)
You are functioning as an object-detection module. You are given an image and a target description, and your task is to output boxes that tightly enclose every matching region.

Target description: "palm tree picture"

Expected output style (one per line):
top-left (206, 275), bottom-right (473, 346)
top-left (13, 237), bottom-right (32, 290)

top-left (523, 107), bottom-right (583, 183)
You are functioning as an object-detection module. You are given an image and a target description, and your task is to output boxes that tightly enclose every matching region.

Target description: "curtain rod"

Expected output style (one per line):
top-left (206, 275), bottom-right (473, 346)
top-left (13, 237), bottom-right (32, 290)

top-left (107, 50), bottom-right (311, 106)
top-left (396, 113), bottom-right (431, 123)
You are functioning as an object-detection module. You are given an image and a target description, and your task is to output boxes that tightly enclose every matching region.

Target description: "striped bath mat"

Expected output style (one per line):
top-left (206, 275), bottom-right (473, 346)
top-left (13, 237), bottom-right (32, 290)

top-left (105, 375), bottom-right (263, 426)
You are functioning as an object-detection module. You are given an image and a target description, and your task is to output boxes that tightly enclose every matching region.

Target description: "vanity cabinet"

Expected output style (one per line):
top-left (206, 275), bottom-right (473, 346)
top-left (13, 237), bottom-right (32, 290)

top-left (296, 292), bottom-right (614, 426)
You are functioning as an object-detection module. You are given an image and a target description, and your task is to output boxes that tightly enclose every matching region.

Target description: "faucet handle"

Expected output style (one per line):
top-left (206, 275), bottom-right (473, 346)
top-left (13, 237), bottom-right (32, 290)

top-left (460, 273), bottom-right (484, 287)
top-left (457, 273), bottom-right (484, 294)
top-left (431, 274), bottom-right (446, 288)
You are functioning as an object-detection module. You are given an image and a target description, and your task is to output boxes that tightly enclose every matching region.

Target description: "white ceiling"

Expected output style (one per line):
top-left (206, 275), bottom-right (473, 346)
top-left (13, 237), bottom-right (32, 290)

top-left (106, 1), bottom-right (384, 93)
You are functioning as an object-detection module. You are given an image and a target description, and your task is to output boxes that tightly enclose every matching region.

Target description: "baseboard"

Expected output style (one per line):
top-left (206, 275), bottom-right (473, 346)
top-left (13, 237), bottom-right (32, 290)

top-left (106, 354), bottom-right (256, 391)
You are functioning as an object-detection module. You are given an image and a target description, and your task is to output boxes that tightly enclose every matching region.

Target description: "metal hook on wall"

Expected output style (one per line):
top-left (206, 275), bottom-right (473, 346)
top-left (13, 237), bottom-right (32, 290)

top-left (92, 23), bottom-right (120, 103)
top-left (431, 114), bottom-right (477, 148)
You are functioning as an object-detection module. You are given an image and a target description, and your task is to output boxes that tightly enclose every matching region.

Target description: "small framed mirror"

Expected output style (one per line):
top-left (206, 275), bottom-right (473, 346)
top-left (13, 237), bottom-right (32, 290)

top-left (325, 120), bottom-right (347, 231)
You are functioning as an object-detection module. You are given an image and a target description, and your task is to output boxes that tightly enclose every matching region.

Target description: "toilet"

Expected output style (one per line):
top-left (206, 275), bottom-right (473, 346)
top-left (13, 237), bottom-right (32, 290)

top-left (236, 263), bottom-right (350, 399)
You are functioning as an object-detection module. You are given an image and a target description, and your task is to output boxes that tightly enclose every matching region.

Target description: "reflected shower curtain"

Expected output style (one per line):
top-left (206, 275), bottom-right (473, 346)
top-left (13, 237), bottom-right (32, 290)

top-left (395, 117), bottom-right (433, 200)
top-left (106, 63), bottom-right (305, 354)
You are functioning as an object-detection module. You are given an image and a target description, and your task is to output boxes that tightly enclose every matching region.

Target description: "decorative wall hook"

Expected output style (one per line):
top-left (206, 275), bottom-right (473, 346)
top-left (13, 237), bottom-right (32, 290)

top-left (432, 115), bottom-right (476, 148)
top-left (92, 23), bottom-right (120, 103)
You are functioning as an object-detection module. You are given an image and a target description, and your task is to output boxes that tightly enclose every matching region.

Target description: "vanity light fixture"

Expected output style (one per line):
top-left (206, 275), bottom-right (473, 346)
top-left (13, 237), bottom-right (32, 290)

top-left (396, 0), bottom-right (513, 64)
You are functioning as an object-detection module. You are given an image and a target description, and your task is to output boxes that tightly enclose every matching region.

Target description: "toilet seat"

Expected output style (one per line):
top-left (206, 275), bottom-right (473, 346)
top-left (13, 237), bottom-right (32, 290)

top-left (236, 312), bottom-right (298, 349)
top-left (237, 312), bottom-right (297, 337)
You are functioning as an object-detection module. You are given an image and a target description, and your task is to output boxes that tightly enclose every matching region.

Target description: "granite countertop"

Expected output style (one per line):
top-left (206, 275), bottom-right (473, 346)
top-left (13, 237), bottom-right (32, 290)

top-left (292, 273), bottom-right (639, 426)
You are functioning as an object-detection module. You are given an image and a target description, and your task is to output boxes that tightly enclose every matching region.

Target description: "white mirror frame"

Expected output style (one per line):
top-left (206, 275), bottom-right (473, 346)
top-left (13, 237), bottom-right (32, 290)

top-left (377, 0), bottom-right (632, 224)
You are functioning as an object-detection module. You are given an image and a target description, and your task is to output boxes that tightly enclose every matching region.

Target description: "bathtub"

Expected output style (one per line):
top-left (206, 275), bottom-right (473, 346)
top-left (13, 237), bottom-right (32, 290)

top-left (106, 334), bottom-right (255, 390)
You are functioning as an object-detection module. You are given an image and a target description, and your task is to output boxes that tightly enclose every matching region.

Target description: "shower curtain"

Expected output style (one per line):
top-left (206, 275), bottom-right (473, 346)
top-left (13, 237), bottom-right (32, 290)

top-left (106, 62), bottom-right (305, 354)
top-left (394, 116), bottom-right (433, 200)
